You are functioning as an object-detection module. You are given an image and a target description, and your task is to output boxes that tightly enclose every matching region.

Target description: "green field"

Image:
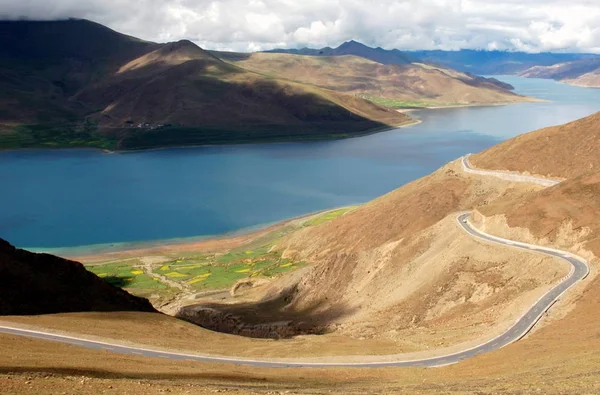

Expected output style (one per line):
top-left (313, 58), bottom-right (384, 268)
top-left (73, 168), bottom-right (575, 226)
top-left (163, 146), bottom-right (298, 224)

top-left (1, 123), bottom-right (116, 150)
top-left (357, 94), bottom-right (462, 109)
top-left (155, 247), bottom-right (305, 290)
top-left (84, 244), bottom-right (306, 298)
top-left (84, 207), bottom-right (356, 299)
top-left (0, 120), bottom-right (391, 151)
top-left (87, 263), bottom-right (168, 290)
top-left (303, 207), bottom-right (354, 227)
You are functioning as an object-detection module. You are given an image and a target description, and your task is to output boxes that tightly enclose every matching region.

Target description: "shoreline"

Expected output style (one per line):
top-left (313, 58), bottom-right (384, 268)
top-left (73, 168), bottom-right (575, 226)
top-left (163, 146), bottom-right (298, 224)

top-left (395, 98), bottom-right (545, 112)
top-left (0, 119), bottom-right (421, 155)
top-left (48, 206), bottom-right (357, 262)
top-left (112, 118), bottom-right (422, 154)
top-left (1, 96), bottom-right (540, 155)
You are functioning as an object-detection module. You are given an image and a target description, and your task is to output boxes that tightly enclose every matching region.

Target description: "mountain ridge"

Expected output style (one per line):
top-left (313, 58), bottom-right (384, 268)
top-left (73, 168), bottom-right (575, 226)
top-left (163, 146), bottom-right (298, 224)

top-left (518, 57), bottom-right (600, 87)
top-left (269, 40), bottom-right (420, 65)
top-left (222, 46), bottom-right (530, 108)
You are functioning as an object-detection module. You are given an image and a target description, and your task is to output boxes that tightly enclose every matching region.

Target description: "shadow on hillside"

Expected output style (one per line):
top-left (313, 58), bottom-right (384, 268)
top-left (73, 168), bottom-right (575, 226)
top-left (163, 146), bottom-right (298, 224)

top-left (101, 275), bottom-right (134, 288)
top-left (175, 284), bottom-right (358, 339)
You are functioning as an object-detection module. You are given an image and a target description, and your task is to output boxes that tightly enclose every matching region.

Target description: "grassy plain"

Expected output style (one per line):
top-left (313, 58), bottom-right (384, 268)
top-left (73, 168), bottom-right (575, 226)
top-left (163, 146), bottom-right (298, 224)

top-left (358, 94), bottom-right (462, 109)
top-left (80, 207), bottom-right (354, 301)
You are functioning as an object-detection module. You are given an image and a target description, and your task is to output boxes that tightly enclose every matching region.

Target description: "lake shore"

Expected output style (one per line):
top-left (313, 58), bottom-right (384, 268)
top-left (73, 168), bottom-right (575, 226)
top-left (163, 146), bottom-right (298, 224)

top-left (61, 206), bottom-right (356, 263)
top-left (109, 119), bottom-right (422, 154)
top-left (0, 119), bottom-right (421, 154)
top-left (395, 98), bottom-right (545, 113)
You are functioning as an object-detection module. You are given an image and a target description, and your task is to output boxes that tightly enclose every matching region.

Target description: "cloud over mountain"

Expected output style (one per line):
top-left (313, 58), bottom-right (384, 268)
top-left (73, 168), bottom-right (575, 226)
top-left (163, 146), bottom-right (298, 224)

top-left (2, 0), bottom-right (599, 53)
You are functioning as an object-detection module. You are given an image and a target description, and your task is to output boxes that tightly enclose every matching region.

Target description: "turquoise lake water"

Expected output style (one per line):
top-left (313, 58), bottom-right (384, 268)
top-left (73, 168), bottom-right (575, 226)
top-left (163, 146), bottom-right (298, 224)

top-left (2, 76), bottom-right (600, 251)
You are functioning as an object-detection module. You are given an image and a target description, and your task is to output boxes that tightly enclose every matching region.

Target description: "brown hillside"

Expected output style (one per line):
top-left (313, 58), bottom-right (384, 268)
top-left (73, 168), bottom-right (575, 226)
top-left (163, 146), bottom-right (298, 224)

top-left (77, 41), bottom-right (408, 129)
top-left (478, 170), bottom-right (600, 257)
top-left (564, 69), bottom-right (600, 87)
top-left (0, 238), bottom-right (156, 315)
top-left (0, 19), bottom-right (159, 124)
top-left (217, 52), bottom-right (530, 107)
top-left (470, 111), bottom-right (600, 179)
top-left (179, 160), bottom-right (565, 350)
top-left (519, 57), bottom-right (600, 84)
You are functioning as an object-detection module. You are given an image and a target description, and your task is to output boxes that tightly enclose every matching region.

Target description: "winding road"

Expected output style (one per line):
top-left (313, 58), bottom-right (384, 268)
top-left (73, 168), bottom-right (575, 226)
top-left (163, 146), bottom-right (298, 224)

top-left (0, 156), bottom-right (590, 368)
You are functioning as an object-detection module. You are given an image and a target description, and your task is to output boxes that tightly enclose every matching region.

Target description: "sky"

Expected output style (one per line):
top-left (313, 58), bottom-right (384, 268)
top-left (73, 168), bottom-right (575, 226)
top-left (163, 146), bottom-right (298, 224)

top-left (2, 0), bottom-right (600, 53)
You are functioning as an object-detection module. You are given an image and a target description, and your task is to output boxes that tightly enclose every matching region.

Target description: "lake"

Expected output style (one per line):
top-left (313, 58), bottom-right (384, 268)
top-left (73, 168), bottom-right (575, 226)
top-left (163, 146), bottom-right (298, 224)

top-left (2, 76), bottom-right (600, 252)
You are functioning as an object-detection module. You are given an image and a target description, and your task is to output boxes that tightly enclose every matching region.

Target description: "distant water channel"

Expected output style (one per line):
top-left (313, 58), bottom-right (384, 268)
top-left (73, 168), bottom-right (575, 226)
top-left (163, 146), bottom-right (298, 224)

top-left (2, 76), bottom-right (600, 251)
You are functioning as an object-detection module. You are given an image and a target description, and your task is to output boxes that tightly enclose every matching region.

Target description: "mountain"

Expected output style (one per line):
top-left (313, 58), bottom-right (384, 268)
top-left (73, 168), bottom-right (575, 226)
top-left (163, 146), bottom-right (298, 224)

top-left (0, 19), bottom-right (158, 125)
top-left (477, 170), bottom-right (600, 257)
top-left (214, 51), bottom-right (532, 108)
top-left (0, 20), bottom-right (410, 150)
top-left (470, 111), bottom-right (600, 259)
top-left (0, 238), bottom-right (156, 315)
top-left (518, 57), bottom-right (600, 87)
top-left (564, 69), bottom-right (600, 87)
top-left (409, 49), bottom-right (596, 75)
top-left (268, 40), bottom-right (417, 65)
top-left (471, 111), bottom-right (600, 178)
top-left (180, 110), bottom-right (600, 361)
top-left (181, 149), bottom-right (559, 341)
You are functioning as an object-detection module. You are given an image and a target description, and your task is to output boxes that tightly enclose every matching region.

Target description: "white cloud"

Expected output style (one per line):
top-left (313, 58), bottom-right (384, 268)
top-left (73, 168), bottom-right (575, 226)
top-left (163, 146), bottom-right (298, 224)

top-left (1, 0), bottom-right (599, 53)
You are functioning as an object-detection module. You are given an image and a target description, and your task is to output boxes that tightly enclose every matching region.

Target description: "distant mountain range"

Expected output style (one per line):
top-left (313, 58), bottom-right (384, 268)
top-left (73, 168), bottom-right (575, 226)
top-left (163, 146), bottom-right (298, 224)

top-left (408, 49), bottom-right (597, 75)
top-left (267, 40), bottom-right (418, 65)
top-left (518, 57), bottom-right (600, 87)
top-left (269, 44), bottom-right (599, 76)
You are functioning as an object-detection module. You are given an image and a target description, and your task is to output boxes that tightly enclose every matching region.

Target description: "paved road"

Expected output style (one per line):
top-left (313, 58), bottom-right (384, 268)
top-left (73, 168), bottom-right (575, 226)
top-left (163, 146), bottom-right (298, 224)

top-left (461, 154), bottom-right (560, 187)
top-left (0, 212), bottom-right (589, 368)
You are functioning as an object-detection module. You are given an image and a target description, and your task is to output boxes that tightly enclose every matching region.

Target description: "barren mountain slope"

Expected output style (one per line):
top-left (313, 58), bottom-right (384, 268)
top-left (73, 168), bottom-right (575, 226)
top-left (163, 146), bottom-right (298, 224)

top-left (268, 40), bottom-right (417, 65)
top-left (4, 266), bottom-right (600, 393)
top-left (0, 19), bottom-right (159, 125)
top-left (179, 159), bottom-right (569, 350)
top-left (78, 41), bottom-right (407, 128)
top-left (0, 238), bottom-right (156, 315)
top-left (475, 170), bottom-right (600, 258)
top-left (564, 69), bottom-right (600, 87)
top-left (470, 111), bottom-right (600, 179)
top-left (519, 57), bottom-right (600, 87)
top-left (216, 52), bottom-right (531, 107)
